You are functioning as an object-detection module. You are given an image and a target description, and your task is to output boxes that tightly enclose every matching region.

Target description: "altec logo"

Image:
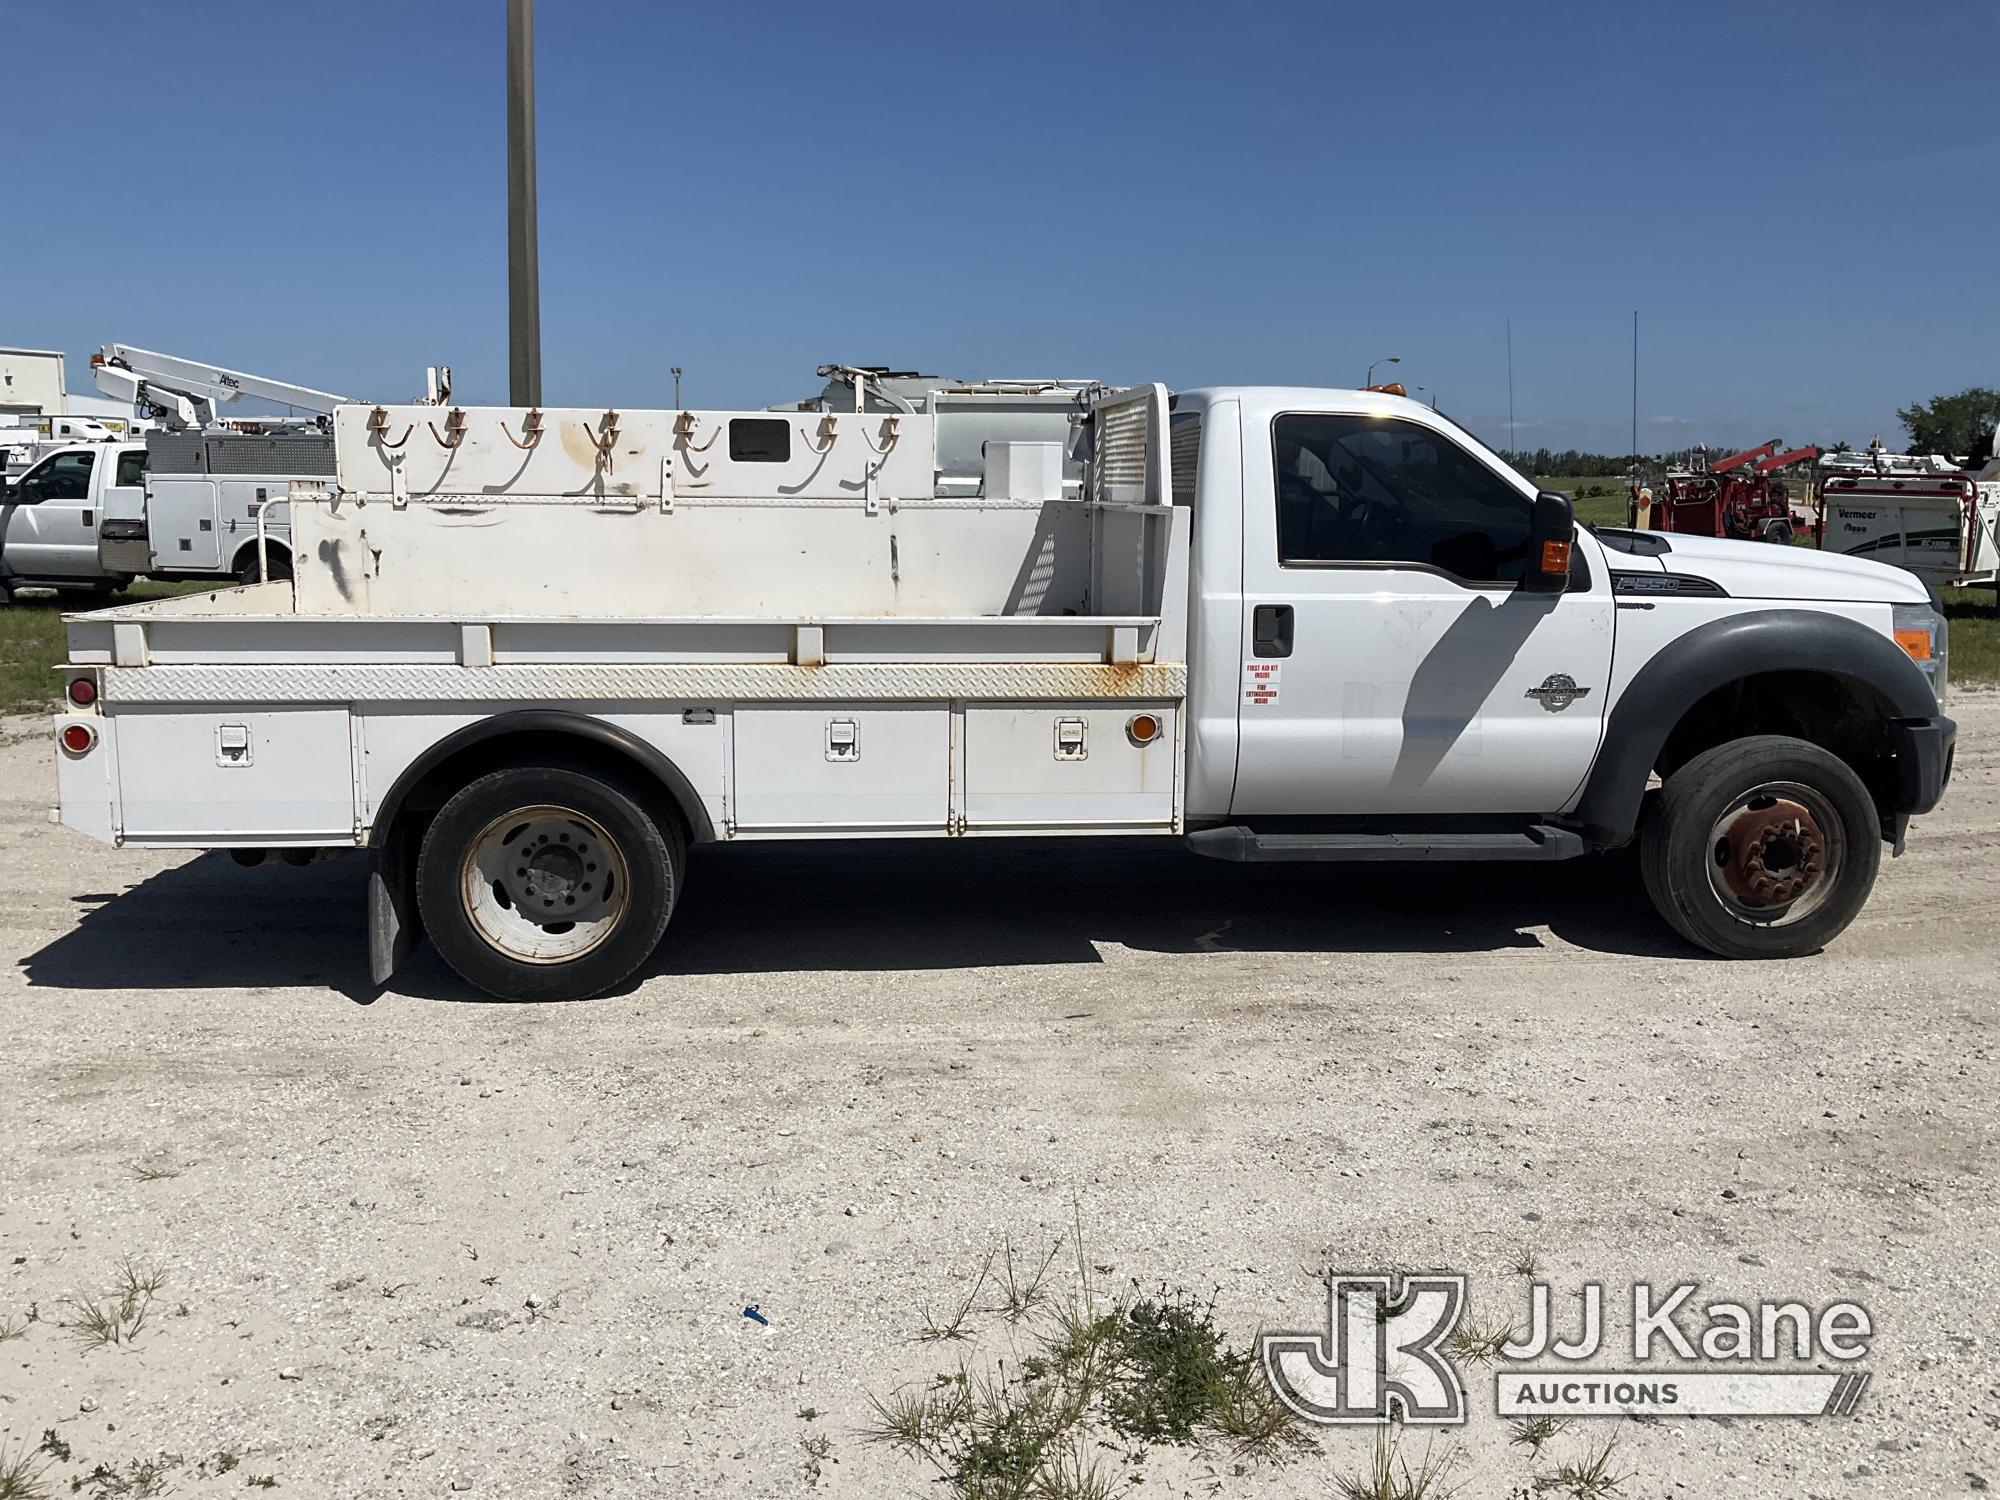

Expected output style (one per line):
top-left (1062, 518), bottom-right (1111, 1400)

top-left (1258, 1275), bottom-right (1873, 1425)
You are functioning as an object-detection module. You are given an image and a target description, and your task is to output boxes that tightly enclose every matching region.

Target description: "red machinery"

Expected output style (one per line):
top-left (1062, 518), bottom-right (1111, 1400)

top-left (1634, 440), bottom-right (1820, 543)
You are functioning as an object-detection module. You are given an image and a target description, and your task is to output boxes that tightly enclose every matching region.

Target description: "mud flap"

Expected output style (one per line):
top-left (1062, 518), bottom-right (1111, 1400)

top-left (367, 824), bottom-right (420, 987)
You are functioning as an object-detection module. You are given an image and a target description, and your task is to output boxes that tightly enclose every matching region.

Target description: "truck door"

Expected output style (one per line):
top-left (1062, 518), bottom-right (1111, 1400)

top-left (1232, 408), bottom-right (1613, 817)
top-left (98, 447), bottom-right (149, 573)
top-left (2, 449), bottom-right (101, 578)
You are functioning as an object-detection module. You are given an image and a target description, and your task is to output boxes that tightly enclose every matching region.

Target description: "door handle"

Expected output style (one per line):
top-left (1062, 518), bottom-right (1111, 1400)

top-left (82, 510), bottom-right (94, 528)
top-left (1252, 603), bottom-right (1294, 658)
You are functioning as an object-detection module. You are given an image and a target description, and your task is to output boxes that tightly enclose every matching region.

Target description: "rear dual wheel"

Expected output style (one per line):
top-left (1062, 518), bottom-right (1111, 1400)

top-left (416, 765), bottom-right (682, 1001)
top-left (1640, 735), bottom-right (1880, 958)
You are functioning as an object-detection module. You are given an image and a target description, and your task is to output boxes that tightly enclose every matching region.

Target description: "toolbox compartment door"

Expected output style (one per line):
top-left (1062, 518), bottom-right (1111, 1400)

top-left (116, 707), bottom-right (355, 841)
top-left (963, 703), bottom-right (1176, 830)
top-left (731, 704), bottom-right (949, 833)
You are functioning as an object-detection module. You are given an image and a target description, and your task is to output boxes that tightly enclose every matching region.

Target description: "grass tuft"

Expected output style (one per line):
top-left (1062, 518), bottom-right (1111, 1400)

top-left (917, 1250), bottom-right (994, 1344)
top-left (1535, 1433), bottom-right (1629, 1498)
top-left (866, 1213), bottom-right (1314, 1497)
top-left (69, 1455), bottom-right (180, 1498)
top-left (1507, 1414), bottom-right (1570, 1457)
top-left (58, 1255), bottom-right (165, 1350)
top-left (1332, 1427), bottom-right (1460, 1500)
top-left (991, 1237), bottom-right (1062, 1324)
top-left (0, 1439), bottom-right (54, 1500)
top-left (1442, 1307), bottom-right (1516, 1366)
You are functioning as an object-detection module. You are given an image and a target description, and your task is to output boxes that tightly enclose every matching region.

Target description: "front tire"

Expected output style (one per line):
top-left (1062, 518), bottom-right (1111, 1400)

top-left (1640, 735), bottom-right (1880, 958)
top-left (416, 765), bottom-right (682, 1000)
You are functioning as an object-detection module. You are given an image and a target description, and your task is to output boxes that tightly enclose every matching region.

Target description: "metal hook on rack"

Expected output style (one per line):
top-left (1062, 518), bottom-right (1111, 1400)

top-left (674, 409), bottom-right (720, 453)
top-left (858, 414), bottom-right (901, 456)
top-left (799, 413), bottom-right (838, 454)
top-left (582, 409), bottom-right (621, 472)
top-left (500, 408), bottom-right (545, 450)
top-left (366, 406), bottom-right (413, 450)
top-left (425, 408), bottom-right (469, 449)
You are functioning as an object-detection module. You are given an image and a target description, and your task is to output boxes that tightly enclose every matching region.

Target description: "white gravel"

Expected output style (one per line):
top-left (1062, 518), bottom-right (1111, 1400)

top-left (1, 698), bottom-right (1995, 1497)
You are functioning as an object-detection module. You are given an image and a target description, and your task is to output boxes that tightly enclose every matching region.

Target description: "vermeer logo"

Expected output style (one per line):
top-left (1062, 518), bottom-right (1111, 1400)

top-left (1259, 1275), bottom-right (1873, 1426)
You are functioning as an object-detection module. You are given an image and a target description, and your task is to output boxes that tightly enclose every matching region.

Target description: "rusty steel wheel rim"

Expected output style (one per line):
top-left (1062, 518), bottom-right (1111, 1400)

top-left (459, 804), bottom-right (631, 964)
top-left (1704, 780), bottom-right (1845, 927)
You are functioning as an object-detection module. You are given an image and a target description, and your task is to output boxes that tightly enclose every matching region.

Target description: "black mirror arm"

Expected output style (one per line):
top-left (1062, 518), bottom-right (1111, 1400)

top-left (1520, 490), bottom-right (1577, 595)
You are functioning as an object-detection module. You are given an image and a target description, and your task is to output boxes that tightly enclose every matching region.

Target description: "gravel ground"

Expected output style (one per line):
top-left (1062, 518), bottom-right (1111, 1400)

top-left (1, 699), bottom-right (1995, 1499)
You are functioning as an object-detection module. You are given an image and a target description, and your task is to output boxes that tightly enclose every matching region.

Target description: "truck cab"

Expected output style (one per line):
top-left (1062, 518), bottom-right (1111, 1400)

top-left (1, 440), bottom-right (145, 597)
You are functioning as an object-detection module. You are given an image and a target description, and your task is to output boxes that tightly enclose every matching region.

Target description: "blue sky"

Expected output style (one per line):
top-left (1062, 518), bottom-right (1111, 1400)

top-left (11, 0), bottom-right (1992, 453)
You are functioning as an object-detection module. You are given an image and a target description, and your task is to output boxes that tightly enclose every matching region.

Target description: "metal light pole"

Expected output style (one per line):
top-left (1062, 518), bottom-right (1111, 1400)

top-left (1413, 384), bottom-right (1438, 410)
top-left (1366, 355), bottom-right (1401, 387)
top-left (505, 0), bottom-right (542, 406)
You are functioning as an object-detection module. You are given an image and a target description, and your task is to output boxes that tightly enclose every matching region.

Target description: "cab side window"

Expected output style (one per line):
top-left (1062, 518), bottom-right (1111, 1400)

top-left (115, 450), bottom-right (148, 487)
top-left (33, 451), bottom-right (97, 502)
top-left (1274, 414), bottom-right (1533, 583)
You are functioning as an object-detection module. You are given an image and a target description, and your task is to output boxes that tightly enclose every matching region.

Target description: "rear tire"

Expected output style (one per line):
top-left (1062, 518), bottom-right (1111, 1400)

top-left (236, 550), bottom-right (292, 585)
top-left (416, 764), bottom-right (682, 1001)
top-left (1760, 518), bottom-right (1793, 546)
top-left (1640, 735), bottom-right (1880, 959)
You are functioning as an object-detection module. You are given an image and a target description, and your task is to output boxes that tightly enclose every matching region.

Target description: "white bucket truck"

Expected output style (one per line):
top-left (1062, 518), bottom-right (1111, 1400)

top-left (50, 374), bottom-right (1955, 999)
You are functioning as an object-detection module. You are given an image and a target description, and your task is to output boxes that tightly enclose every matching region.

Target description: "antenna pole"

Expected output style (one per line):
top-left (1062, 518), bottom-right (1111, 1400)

top-left (1631, 310), bottom-right (1639, 469)
top-left (1506, 318), bottom-right (1516, 458)
top-left (505, 0), bottom-right (543, 407)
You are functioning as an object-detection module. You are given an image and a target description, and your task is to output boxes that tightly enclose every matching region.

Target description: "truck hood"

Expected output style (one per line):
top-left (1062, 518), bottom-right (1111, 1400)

top-left (1642, 532), bottom-right (1931, 605)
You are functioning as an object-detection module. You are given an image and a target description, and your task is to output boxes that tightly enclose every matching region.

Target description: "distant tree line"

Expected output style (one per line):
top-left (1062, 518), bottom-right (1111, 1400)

top-left (1897, 388), bottom-right (1997, 463)
top-left (1490, 387), bottom-right (1996, 479)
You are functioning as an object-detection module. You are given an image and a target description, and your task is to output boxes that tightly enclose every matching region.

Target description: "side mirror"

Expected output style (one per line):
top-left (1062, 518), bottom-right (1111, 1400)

top-left (1521, 490), bottom-right (1575, 594)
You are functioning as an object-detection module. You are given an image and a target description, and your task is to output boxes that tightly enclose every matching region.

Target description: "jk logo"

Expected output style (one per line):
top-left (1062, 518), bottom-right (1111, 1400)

top-left (1258, 1273), bottom-right (1467, 1425)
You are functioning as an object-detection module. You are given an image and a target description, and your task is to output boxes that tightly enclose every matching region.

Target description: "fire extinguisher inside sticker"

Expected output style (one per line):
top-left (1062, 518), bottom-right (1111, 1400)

top-left (1244, 661), bottom-right (1281, 706)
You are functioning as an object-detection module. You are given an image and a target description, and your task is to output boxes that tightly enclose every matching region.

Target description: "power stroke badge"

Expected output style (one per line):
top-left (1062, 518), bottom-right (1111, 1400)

top-left (1525, 673), bottom-right (1592, 713)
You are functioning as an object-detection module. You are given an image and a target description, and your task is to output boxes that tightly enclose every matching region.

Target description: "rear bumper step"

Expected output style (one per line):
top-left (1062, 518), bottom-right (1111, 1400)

top-left (1184, 824), bottom-right (1586, 863)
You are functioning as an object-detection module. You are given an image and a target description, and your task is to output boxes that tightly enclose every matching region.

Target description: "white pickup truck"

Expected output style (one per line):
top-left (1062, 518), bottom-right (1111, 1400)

top-left (50, 379), bottom-right (1956, 1000)
top-left (1, 440), bottom-right (146, 601)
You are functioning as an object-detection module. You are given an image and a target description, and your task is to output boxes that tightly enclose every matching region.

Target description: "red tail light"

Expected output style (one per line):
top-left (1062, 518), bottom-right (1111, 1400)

top-left (67, 677), bottom-right (96, 707)
top-left (60, 723), bottom-right (95, 754)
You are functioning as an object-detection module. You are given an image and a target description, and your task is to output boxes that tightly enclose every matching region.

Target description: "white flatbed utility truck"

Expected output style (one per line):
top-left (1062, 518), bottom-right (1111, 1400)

top-left (52, 378), bottom-right (1955, 1001)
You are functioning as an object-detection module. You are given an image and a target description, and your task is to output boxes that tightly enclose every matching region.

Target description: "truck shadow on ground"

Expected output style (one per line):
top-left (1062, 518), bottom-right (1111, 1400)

top-left (19, 837), bottom-right (1695, 1002)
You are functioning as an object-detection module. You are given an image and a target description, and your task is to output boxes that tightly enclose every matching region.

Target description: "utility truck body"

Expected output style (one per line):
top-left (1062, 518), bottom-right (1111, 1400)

top-left (52, 378), bottom-right (1956, 999)
top-left (100, 428), bottom-right (333, 582)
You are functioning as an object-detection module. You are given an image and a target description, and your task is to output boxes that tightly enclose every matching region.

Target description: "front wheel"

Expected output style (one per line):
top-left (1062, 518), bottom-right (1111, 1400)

top-left (416, 765), bottom-right (682, 1000)
top-left (1640, 735), bottom-right (1881, 959)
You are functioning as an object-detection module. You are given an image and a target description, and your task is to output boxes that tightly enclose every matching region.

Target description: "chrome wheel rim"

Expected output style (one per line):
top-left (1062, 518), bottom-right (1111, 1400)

top-left (459, 805), bottom-right (630, 963)
top-left (1704, 780), bottom-right (1844, 926)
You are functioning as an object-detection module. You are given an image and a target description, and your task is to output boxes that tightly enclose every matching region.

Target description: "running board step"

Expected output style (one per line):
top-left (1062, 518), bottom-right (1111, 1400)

top-left (1184, 824), bottom-right (1586, 863)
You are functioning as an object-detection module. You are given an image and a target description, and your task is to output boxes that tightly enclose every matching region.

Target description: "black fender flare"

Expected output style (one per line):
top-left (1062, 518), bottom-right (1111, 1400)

top-left (368, 709), bottom-right (715, 848)
top-left (1572, 608), bottom-right (1938, 846)
top-left (364, 711), bottom-right (715, 987)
